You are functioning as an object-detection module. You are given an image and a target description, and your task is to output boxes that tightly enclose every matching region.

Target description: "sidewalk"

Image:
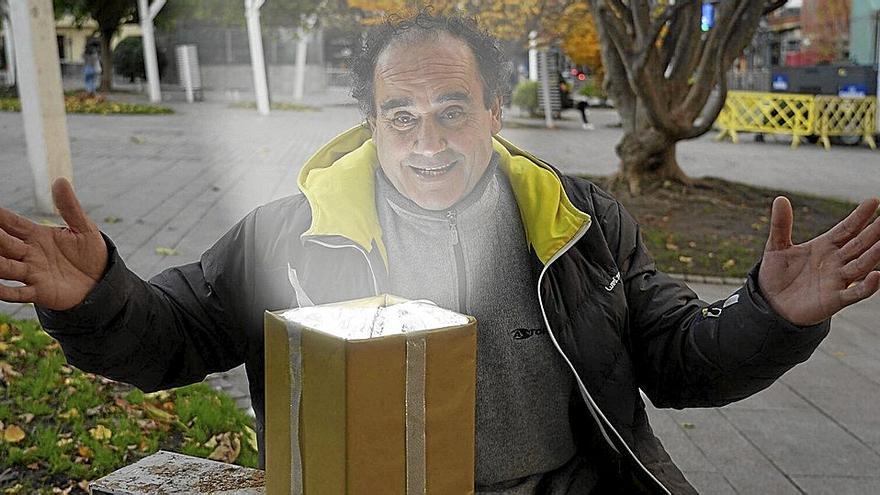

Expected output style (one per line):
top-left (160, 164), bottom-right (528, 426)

top-left (1, 102), bottom-right (879, 493)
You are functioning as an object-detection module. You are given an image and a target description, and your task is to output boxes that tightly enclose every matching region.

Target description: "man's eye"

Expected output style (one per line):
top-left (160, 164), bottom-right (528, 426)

top-left (392, 114), bottom-right (416, 127)
top-left (442, 109), bottom-right (463, 120)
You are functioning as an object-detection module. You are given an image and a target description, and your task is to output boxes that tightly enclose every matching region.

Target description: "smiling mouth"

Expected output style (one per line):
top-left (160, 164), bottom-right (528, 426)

top-left (410, 161), bottom-right (458, 178)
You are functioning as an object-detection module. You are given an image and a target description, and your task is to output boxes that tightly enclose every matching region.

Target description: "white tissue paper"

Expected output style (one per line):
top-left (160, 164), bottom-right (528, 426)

top-left (280, 300), bottom-right (469, 340)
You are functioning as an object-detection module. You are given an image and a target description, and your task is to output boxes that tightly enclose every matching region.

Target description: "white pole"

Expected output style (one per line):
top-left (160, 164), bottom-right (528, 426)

top-left (538, 50), bottom-right (555, 129)
top-left (137, 0), bottom-right (165, 103)
top-left (2, 15), bottom-right (14, 86)
top-left (528, 30), bottom-right (537, 81)
top-left (9, 0), bottom-right (73, 214)
top-left (245, 0), bottom-right (270, 115)
top-left (293, 29), bottom-right (307, 101)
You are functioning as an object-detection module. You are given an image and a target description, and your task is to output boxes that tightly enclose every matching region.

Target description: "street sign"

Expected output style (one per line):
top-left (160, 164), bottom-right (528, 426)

top-left (838, 84), bottom-right (868, 98)
top-left (772, 74), bottom-right (789, 91)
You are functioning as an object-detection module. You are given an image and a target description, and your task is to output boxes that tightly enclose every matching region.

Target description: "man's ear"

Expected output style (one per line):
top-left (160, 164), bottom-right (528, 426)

top-left (490, 96), bottom-right (502, 135)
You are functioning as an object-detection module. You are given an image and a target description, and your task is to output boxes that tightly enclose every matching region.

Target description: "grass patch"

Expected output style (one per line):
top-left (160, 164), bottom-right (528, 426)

top-left (584, 175), bottom-right (860, 279)
top-left (0, 93), bottom-right (173, 115)
top-left (0, 315), bottom-right (257, 494)
top-left (229, 101), bottom-right (319, 112)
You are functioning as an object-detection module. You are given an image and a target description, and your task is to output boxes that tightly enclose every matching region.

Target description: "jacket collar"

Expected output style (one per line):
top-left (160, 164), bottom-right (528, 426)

top-left (296, 124), bottom-right (591, 267)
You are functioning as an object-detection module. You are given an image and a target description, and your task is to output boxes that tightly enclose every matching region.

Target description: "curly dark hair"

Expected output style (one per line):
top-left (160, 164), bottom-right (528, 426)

top-left (349, 9), bottom-right (513, 118)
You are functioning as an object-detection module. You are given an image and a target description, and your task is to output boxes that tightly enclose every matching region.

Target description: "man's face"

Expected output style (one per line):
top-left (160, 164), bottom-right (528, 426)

top-left (370, 34), bottom-right (502, 211)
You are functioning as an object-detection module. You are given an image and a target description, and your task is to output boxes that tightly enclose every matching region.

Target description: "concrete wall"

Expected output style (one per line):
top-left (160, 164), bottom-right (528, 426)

top-left (199, 63), bottom-right (329, 100)
top-left (851, 0), bottom-right (880, 65)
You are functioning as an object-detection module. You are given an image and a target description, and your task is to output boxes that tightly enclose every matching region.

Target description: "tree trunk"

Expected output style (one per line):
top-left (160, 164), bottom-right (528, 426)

top-left (616, 113), bottom-right (691, 195)
top-left (99, 29), bottom-right (114, 92)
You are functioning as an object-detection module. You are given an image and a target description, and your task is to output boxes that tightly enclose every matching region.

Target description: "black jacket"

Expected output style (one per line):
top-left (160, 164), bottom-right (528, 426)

top-left (37, 126), bottom-right (830, 493)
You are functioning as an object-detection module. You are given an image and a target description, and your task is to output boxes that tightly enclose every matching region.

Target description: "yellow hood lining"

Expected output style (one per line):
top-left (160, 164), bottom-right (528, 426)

top-left (297, 125), bottom-right (590, 267)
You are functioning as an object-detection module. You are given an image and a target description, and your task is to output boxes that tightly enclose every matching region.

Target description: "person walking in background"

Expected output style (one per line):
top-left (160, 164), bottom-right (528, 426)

top-left (573, 90), bottom-right (594, 130)
top-left (82, 42), bottom-right (101, 95)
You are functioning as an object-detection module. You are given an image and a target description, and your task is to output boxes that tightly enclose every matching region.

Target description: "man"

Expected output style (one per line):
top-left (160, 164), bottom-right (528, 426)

top-left (1, 11), bottom-right (879, 494)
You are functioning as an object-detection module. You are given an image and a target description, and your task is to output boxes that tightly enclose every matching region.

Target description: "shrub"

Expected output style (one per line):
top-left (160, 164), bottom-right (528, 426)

top-left (112, 37), bottom-right (168, 83)
top-left (512, 80), bottom-right (539, 114)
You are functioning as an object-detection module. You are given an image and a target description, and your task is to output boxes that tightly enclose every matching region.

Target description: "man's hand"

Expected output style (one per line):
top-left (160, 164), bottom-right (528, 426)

top-left (759, 196), bottom-right (880, 327)
top-left (0, 178), bottom-right (108, 311)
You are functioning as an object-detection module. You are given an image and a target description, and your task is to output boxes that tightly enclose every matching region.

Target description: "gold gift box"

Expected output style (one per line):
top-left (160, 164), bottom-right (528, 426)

top-left (264, 295), bottom-right (477, 494)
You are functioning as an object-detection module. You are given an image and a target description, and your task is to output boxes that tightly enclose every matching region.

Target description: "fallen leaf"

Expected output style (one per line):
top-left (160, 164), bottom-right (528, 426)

top-left (243, 425), bottom-right (258, 452)
top-left (77, 445), bottom-right (94, 459)
top-left (681, 422), bottom-right (696, 430)
top-left (89, 424), bottom-right (112, 441)
top-left (56, 438), bottom-right (73, 447)
top-left (26, 462), bottom-right (39, 470)
top-left (139, 438), bottom-right (150, 452)
top-left (154, 246), bottom-right (179, 256)
top-left (17, 414), bottom-right (34, 424)
top-left (208, 432), bottom-right (241, 464)
top-left (678, 256), bottom-right (693, 264)
top-left (77, 481), bottom-right (90, 492)
top-left (51, 486), bottom-right (72, 495)
top-left (722, 259), bottom-right (737, 270)
top-left (0, 362), bottom-right (21, 380)
top-left (3, 424), bottom-right (25, 443)
top-left (58, 408), bottom-right (80, 420)
top-left (85, 406), bottom-right (102, 416)
top-left (0, 343), bottom-right (8, 352)
top-left (161, 401), bottom-right (175, 412)
top-left (130, 136), bottom-right (145, 144)
top-left (203, 435), bottom-right (218, 449)
top-left (664, 243), bottom-right (679, 251)
top-left (832, 351), bottom-right (846, 358)
top-left (0, 323), bottom-right (9, 338)
top-left (103, 216), bottom-right (122, 224)
top-left (144, 391), bottom-right (171, 401)
top-left (144, 403), bottom-right (177, 423)
top-left (59, 365), bottom-right (73, 375)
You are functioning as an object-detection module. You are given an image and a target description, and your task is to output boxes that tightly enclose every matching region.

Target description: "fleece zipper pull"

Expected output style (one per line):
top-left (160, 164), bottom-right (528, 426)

top-left (446, 210), bottom-right (467, 313)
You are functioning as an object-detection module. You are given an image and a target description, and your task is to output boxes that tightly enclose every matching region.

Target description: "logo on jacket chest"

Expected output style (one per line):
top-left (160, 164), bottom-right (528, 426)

top-left (509, 328), bottom-right (546, 340)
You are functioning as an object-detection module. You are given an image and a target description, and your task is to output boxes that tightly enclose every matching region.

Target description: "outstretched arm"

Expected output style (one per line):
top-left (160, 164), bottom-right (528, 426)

top-left (759, 196), bottom-right (880, 326)
top-left (0, 178), bottom-right (107, 310)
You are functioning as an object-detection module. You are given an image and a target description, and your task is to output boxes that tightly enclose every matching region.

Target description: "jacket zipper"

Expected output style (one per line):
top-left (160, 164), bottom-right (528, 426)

top-left (447, 210), bottom-right (468, 314)
top-left (305, 238), bottom-right (380, 296)
top-left (536, 219), bottom-right (671, 495)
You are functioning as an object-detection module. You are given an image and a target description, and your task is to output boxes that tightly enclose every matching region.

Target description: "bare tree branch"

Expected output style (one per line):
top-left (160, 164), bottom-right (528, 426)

top-left (764, 0), bottom-right (788, 15)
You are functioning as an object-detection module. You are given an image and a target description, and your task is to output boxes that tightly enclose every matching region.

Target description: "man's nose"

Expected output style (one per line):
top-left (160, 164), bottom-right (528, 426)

top-left (412, 117), bottom-right (446, 156)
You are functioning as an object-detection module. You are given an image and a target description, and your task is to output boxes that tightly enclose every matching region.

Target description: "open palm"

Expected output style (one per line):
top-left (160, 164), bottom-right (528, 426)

top-left (0, 179), bottom-right (108, 311)
top-left (759, 196), bottom-right (880, 327)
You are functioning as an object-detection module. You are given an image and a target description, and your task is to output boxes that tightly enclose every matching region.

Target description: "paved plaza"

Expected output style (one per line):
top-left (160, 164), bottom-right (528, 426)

top-left (1, 99), bottom-right (879, 493)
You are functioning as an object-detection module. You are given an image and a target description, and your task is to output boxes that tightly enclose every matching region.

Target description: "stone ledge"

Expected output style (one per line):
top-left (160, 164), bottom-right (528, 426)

top-left (90, 450), bottom-right (265, 494)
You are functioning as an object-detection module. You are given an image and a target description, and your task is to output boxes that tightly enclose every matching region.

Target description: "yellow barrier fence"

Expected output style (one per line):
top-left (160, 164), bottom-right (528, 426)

top-left (715, 90), bottom-right (878, 150)
top-left (814, 96), bottom-right (877, 150)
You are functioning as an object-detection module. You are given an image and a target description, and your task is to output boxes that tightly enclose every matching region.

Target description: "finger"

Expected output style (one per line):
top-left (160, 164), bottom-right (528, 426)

top-left (839, 271), bottom-right (880, 307)
top-left (839, 216), bottom-right (880, 263)
top-left (0, 206), bottom-right (35, 238)
top-left (827, 197), bottom-right (880, 246)
top-left (52, 178), bottom-right (93, 234)
top-left (0, 227), bottom-right (27, 261)
top-left (766, 196), bottom-right (793, 252)
top-left (841, 240), bottom-right (880, 282)
top-left (0, 282), bottom-right (36, 304)
top-left (0, 256), bottom-right (28, 282)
